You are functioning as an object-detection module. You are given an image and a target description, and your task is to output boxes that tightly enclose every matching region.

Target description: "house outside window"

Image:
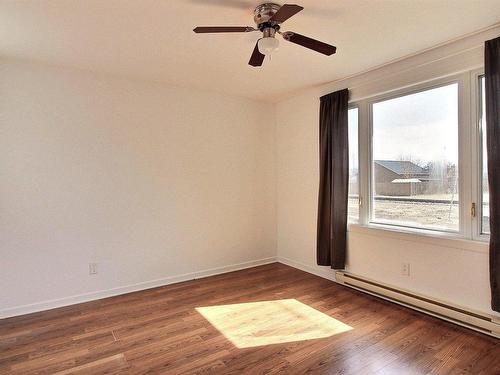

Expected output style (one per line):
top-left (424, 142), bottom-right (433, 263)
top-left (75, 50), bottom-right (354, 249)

top-left (374, 160), bottom-right (429, 197)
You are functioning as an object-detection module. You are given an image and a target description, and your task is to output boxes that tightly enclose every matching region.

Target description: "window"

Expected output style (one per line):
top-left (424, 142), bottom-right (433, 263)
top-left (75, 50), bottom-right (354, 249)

top-left (370, 83), bottom-right (459, 232)
top-left (349, 71), bottom-right (488, 241)
top-left (348, 107), bottom-right (359, 223)
top-left (479, 76), bottom-right (489, 234)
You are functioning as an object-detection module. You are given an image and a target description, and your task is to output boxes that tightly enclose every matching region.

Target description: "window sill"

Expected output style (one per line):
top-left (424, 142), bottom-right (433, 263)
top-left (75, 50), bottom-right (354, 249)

top-left (347, 223), bottom-right (488, 254)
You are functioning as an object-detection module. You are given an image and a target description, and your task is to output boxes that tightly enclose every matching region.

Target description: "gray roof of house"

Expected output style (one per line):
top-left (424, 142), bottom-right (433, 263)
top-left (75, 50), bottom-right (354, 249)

top-left (374, 160), bottom-right (427, 175)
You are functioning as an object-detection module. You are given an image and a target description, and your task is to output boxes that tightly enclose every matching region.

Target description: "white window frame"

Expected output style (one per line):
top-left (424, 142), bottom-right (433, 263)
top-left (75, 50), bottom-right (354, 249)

top-left (470, 68), bottom-right (489, 242)
top-left (348, 71), bottom-right (489, 242)
top-left (347, 105), bottom-right (360, 225)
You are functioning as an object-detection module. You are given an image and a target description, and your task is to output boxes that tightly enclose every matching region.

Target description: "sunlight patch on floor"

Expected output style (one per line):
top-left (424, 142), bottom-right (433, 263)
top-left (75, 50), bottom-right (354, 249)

top-left (196, 299), bottom-right (352, 348)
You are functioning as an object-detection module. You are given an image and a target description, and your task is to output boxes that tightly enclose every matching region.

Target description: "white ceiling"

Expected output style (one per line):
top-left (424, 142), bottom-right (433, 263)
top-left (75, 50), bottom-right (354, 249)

top-left (1, 1), bottom-right (499, 101)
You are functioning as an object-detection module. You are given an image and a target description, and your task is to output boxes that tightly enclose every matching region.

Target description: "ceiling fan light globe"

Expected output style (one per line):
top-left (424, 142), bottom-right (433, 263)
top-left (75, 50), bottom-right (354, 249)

top-left (258, 37), bottom-right (279, 55)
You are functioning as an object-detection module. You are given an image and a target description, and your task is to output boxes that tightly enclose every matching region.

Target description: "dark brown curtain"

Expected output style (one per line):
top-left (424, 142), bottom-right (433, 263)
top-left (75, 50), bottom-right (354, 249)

top-left (317, 89), bottom-right (349, 269)
top-left (485, 36), bottom-right (500, 312)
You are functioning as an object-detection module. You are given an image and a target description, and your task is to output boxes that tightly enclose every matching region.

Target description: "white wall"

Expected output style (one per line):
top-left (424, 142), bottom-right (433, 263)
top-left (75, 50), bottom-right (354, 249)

top-left (276, 26), bottom-right (500, 316)
top-left (0, 60), bottom-right (276, 317)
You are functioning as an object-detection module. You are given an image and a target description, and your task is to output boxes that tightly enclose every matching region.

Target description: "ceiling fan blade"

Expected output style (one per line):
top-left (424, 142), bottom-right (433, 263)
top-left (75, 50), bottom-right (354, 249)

top-left (248, 40), bottom-right (265, 67)
top-left (193, 26), bottom-right (255, 33)
top-left (282, 31), bottom-right (336, 55)
top-left (270, 4), bottom-right (304, 23)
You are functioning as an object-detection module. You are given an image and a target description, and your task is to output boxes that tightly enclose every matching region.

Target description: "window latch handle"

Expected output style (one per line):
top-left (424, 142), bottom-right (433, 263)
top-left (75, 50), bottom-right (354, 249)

top-left (471, 203), bottom-right (476, 218)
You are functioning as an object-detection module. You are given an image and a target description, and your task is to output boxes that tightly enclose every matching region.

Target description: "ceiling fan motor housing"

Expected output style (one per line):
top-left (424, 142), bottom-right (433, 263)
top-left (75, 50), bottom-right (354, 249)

top-left (193, 3), bottom-right (336, 67)
top-left (254, 3), bottom-right (281, 32)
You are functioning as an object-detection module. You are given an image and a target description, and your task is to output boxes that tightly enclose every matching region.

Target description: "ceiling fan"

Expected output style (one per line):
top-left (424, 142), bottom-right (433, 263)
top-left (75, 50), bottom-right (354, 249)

top-left (193, 3), bottom-right (336, 67)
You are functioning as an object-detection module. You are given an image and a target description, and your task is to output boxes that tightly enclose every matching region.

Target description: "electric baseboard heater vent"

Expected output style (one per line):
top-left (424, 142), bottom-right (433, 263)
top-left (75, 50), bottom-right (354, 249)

top-left (335, 271), bottom-right (500, 339)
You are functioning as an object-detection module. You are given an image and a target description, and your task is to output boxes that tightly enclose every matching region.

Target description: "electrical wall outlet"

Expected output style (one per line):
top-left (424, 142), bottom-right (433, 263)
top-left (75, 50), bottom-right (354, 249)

top-left (401, 263), bottom-right (410, 277)
top-left (89, 263), bottom-right (98, 275)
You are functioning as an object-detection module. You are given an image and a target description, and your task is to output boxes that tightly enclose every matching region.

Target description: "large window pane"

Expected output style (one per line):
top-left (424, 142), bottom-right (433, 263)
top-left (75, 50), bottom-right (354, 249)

top-left (348, 108), bottom-right (359, 223)
top-left (480, 76), bottom-right (489, 234)
top-left (371, 83), bottom-right (459, 231)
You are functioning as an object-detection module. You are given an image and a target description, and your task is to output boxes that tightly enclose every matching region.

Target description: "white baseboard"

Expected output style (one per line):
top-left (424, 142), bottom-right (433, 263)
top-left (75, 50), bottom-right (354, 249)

top-left (277, 256), bottom-right (336, 281)
top-left (0, 256), bottom-right (277, 319)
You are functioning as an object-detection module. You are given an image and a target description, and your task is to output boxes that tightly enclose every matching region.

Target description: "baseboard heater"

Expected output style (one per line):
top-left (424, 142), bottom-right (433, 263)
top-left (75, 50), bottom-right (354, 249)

top-left (335, 271), bottom-right (500, 339)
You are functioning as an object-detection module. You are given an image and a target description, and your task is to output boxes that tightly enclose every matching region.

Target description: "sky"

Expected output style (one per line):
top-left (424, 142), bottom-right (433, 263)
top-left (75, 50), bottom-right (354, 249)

top-left (372, 83), bottom-right (458, 166)
top-left (481, 77), bottom-right (487, 174)
top-left (348, 108), bottom-right (358, 171)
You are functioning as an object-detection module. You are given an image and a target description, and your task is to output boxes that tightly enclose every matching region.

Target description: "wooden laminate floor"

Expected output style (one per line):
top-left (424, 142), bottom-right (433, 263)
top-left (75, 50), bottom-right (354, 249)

top-left (1, 263), bottom-right (499, 374)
